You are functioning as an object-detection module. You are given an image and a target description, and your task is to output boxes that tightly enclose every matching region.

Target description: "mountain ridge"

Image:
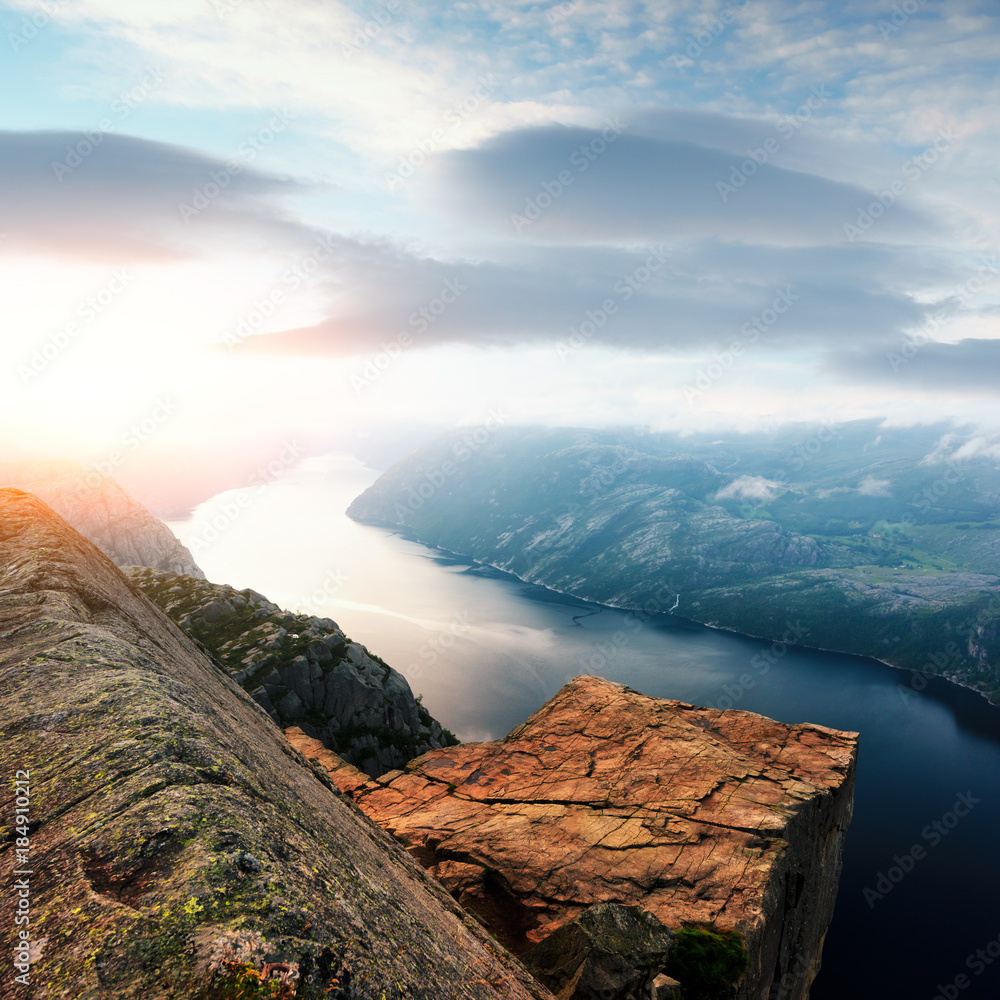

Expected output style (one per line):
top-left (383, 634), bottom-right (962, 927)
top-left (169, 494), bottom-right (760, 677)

top-left (347, 422), bottom-right (1000, 702)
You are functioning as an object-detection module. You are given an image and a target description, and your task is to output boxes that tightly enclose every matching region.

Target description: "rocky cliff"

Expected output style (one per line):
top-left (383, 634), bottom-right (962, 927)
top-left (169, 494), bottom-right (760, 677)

top-left (306, 676), bottom-right (858, 1000)
top-left (0, 488), bottom-right (553, 1000)
top-left (0, 461), bottom-right (203, 578)
top-left (127, 567), bottom-right (457, 777)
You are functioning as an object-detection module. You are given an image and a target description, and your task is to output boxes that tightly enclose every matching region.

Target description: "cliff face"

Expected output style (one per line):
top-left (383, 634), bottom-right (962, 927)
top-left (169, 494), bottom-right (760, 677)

top-left (128, 567), bottom-right (457, 777)
top-left (0, 489), bottom-right (552, 1000)
top-left (0, 461), bottom-right (203, 578)
top-left (311, 676), bottom-right (858, 1000)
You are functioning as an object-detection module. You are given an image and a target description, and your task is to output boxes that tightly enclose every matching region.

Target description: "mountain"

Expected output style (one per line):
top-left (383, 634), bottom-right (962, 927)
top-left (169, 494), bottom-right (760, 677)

top-left (0, 487), bottom-right (551, 1000)
top-left (346, 422), bottom-right (1000, 702)
top-left (128, 567), bottom-right (457, 776)
top-left (0, 460), bottom-right (203, 577)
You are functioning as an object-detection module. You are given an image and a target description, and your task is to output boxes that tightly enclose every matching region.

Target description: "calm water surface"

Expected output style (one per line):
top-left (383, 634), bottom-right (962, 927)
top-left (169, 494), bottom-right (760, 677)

top-left (168, 455), bottom-right (1000, 1000)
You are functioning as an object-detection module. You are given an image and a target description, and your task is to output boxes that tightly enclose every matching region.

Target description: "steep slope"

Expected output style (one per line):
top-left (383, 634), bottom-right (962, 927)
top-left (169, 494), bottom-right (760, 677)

top-left (0, 488), bottom-right (552, 1000)
top-left (346, 425), bottom-right (1000, 701)
top-left (305, 676), bottom-right (858, 1000)
top-left (0, 461), bottom-right (203, 578)
top-left (128, 567), bottom-right (457, 776)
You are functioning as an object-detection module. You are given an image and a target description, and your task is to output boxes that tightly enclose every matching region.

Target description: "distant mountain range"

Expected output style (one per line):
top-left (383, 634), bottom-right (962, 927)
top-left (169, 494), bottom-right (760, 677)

top-left (347, 420), bottom-right (1000, 703)
top-left (0, 460), bottom-right (203, 578)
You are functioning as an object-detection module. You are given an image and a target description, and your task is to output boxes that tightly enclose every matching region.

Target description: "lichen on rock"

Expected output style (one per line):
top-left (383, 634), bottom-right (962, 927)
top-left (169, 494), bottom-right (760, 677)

top-left (0, 488), bottom-right (552, 1000)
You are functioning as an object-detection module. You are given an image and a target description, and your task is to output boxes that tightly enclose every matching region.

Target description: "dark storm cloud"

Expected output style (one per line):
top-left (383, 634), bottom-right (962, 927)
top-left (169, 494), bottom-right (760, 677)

top-left (0, 129), bottom-right (317, 261)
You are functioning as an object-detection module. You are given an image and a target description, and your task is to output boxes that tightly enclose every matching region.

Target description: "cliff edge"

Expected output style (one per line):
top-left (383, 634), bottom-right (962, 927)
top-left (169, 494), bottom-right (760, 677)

top-left (127, 567), bottom-right (458, 777)
top-left (0, 489), bottom-right (552, 1000)
top-left (312, 676), bottom-right (859, 1000)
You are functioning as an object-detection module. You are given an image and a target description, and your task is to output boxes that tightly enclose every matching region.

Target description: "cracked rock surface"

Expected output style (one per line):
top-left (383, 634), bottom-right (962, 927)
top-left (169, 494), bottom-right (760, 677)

top-left (316, 675), bottom-right (858, 1000)
top-left (0, 489), bottom-right (553, 1000)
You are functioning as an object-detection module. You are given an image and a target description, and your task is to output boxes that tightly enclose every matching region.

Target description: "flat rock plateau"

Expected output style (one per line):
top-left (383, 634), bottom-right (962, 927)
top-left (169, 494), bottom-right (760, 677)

top-left (308, 676), bottom-right (859, 1000)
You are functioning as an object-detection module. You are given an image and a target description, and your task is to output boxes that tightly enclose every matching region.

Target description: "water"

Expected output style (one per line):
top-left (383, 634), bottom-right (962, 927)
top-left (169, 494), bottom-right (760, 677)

top-left (168, 454), bottom-right (1000, 999)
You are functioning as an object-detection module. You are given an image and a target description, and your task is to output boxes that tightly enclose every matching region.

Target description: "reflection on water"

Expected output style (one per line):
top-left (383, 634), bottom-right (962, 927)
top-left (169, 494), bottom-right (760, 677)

top-left (168, 454), bottom-right (1000, 1000)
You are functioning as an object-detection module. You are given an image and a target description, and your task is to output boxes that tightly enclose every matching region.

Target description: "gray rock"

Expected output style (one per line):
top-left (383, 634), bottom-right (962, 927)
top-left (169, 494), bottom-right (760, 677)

top-left (127, 566), bottom-right (458, 777)
top-left (521, 903), bottom-right (674, 1000)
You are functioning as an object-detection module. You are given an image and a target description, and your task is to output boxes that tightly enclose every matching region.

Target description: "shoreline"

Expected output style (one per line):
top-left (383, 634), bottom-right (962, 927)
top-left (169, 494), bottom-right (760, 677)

top-left (349, 513), bottom-right (999, 711)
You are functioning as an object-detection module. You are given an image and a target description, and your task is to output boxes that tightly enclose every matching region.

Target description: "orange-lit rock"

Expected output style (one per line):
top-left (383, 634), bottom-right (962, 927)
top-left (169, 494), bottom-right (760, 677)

top-left (303, 675), bottom-right (858, 1000)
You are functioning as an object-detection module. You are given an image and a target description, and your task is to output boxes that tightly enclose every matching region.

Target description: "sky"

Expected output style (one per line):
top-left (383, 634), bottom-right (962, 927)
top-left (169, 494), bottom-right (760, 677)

top-left (1, 0), bottom-right (998, 505)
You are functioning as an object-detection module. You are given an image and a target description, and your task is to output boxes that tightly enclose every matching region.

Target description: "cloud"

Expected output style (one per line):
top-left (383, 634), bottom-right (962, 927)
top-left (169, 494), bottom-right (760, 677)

top-left (715, 475), bottom-right (782, 502)
top-left (432, 122), bottom-right (936, 246)
top-left (242, 238), bottom-right (940, 356)
top-left (828, 338), bottom-right (1000, 392)
top-left (857, 476), bottom-right (892, 496)
top-left (0, 129), bottom-right (318, 261)
top-left (923, 431), bottom-right (1000, 465)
